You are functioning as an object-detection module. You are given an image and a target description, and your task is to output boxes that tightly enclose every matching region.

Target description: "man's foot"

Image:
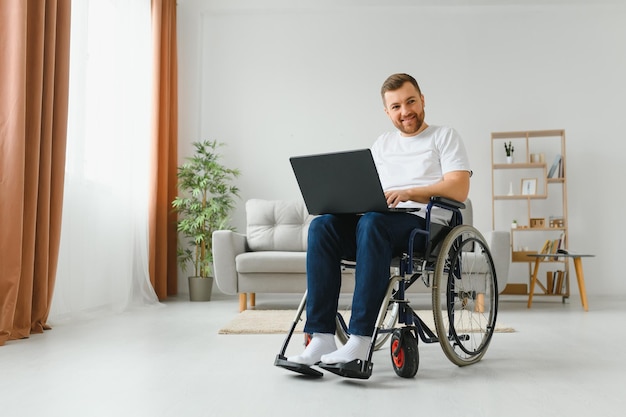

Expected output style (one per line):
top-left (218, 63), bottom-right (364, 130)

top-left (287, 333), bottom-right (337, 366)
top-left (320, 335), bottom-right (372, 364)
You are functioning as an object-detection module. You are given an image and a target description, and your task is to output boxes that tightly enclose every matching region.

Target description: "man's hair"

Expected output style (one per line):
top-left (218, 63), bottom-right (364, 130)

top-left (380, 73), bottom-right (422, 104)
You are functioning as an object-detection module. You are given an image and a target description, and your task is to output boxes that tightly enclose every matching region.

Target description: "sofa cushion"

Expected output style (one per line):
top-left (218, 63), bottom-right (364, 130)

top-left (246, 199), bottom-right (314, 252)
top-left (236, 251), bottom-right (307, 273)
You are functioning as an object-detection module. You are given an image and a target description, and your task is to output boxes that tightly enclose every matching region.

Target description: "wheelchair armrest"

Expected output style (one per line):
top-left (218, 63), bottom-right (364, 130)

top-left (429, 196), bottom-right (465, 210)
top-left (405, 197), bottom-right (467, 273)
top-left (426, 196), bottom-right (465, 228)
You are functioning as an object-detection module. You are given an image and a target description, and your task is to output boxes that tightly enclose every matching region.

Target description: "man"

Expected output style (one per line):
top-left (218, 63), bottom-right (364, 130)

top-left (288, 73), bottom-right (471, 366)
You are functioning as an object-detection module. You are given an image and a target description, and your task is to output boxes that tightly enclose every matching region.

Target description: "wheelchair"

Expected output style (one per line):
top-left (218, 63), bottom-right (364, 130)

top-left (274, 196), bottom-right (498, 379)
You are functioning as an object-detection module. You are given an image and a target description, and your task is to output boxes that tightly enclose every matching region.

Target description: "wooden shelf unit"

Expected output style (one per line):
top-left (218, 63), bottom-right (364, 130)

top-left (491, 129), bottom-right (569, 300)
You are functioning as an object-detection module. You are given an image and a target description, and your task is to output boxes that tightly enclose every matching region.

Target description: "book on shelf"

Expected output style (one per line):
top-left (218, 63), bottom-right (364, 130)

top-left (539, 239), bottom-right (552, 256)
top-left (545, 270), bottom-right (566, 294)
top-left (554, 270), bottom-right (566, 295)
top-left (538, 232), bottom-right (566, 259)
top-left (553, 232), bottom-right (565, 259)
top-left (550, 239), bottom-right (559, 260)
top-left (546, 271), bottom-right (554, 294)
top-left (547, 154), bottom-right (562, 178)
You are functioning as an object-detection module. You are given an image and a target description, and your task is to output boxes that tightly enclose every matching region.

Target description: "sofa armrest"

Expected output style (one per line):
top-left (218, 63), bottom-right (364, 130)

top-left (212, 230), bottom-right (247, 295)
top-left (482, 230), bottom-right (511, 294)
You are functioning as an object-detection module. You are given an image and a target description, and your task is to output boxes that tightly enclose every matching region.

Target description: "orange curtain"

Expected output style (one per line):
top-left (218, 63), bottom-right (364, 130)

top-left (0, 0), bottom-right (71, 346)
top-left (149, 0), bottom-right (179, 299)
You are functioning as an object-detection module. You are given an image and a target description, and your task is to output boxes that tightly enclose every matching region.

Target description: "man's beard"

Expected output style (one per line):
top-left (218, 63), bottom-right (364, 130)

top-left (396, 109), bottom-right (426, 136)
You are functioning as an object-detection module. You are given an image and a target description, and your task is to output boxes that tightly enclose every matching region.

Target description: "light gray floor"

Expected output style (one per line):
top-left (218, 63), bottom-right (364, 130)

top-left (1, 292), bottom-right (624, 417)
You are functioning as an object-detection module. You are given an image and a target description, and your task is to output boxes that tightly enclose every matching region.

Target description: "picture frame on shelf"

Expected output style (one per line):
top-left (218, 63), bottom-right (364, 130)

top-left (521, 178), bottom-right (537, 195)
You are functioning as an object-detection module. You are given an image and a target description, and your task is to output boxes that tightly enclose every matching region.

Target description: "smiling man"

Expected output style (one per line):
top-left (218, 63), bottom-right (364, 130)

top-left (286, 73), bottom-right (471, 370)
top-left (374, 74), bottom-right (471, 218)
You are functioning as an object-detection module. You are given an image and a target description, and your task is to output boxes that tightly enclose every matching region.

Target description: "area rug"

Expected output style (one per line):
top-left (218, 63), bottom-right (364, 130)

top-left (218, 309), bottom-right (515, 334)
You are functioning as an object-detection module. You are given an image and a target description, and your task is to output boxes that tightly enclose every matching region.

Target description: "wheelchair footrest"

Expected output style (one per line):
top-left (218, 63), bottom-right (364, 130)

top-left (274, 355), bottom-right (324, 377)
top-left (318, 359), bottom-right (373, 379)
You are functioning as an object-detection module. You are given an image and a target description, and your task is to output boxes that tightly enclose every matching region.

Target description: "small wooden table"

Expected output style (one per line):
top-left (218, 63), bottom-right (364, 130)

top-left (527, 253), bottom-right (595, 311)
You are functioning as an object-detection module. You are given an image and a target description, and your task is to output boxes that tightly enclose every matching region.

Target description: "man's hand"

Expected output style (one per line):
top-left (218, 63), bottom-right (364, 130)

top-left (385, 189), bottom-right (413, 208)
top-left (384, 170), bottom-right (471, 207)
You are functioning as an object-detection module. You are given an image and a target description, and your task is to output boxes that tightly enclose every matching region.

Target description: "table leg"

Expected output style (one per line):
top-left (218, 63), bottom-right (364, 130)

top-left (527, 257), bottom-right (542, 308)
top-left (572, 257), bottom-right (589, 312)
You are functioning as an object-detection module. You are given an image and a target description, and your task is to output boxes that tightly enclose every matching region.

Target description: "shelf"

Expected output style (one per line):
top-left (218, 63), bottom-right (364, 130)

top-left (494, 194), bottom-right (547, 200)
top-left (512, 251), bottom-right (538, 262)
top-left (501, 283), bottom-right (528, 295)
top-left (528, 293), bottom-right (568, 297)
top-left (512, 227), bottom-right (566, 232)
top-left (512, 251), bottom-right (567, 262)
top-left (491, 129), bottom-right (565, 139)
top-left (501, 284), bottom-right (567, 296)
top-left (493, 163), bottom-right (546, 169)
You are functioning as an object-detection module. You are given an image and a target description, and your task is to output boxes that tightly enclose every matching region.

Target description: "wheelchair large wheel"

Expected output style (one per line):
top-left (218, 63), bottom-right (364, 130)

top-left (432, 225), bottom-right (498, 366)
top-left (336, 301), bottom-right (399, 351)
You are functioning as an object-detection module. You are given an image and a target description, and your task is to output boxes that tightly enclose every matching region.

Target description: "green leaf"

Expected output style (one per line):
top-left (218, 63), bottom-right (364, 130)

top-left (171, 140), bottom-right (241, 277)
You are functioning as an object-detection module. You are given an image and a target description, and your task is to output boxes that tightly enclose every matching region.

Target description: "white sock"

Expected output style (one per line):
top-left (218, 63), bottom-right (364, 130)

top-left (287, 333), bottom-right (337, 366)
top-left (320, 335), bottom-right (372, 364)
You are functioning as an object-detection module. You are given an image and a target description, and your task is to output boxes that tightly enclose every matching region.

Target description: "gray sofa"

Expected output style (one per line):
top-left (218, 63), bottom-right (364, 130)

top-left (212, 199), bottom-right (510, 311)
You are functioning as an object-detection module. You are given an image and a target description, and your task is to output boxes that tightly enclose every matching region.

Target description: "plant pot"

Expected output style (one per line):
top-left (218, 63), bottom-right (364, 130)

top-left (188, 276), bottom-right (213, 302)
top-left (506, 156), bottom-right (513, 164)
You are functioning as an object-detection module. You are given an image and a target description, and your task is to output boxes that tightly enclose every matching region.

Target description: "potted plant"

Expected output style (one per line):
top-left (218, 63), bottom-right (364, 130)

top-left (504, 141), bottom-right (514, 163)
top-left (172, 140), bottom-right (240, 301)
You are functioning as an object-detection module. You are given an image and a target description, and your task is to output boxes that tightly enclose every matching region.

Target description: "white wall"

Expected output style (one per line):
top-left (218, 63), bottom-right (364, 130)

top-left (177, 0), bottom-right (626, 296)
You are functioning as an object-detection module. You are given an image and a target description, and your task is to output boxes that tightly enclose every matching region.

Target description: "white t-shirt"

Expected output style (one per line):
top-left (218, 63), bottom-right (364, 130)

top-left (371, 125), bottom-right (471, 223)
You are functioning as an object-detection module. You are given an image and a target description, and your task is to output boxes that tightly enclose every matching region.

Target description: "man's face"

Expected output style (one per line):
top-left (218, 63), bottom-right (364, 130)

top-left (383, 82), bottom-right (426, 136)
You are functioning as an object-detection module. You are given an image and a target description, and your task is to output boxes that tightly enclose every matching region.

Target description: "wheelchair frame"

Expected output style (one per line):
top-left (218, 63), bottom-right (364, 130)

top-left (275, 197), bottom-right (499, 379)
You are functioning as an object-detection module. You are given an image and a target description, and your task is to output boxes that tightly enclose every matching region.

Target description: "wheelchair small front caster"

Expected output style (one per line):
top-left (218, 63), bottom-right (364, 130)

top-left (390, 328), bottom-right (419, 378)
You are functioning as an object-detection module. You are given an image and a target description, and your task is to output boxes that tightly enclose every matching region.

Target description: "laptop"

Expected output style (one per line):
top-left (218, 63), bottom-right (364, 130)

top-left (289, 149), bottom-right (419, 215)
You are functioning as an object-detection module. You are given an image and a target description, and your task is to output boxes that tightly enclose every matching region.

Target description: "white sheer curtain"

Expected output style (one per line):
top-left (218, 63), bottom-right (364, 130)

top-left (51, 0), bottom-right (160, 321)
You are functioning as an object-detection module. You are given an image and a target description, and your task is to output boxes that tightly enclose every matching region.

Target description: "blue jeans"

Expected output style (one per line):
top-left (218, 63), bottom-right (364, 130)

top-left (303, 212), bottom-right (426, 337)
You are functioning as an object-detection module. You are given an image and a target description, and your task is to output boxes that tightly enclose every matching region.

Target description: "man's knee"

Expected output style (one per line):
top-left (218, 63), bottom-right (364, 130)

top-left (308, 215), bottom-right (347, 247)
top-left (355, 213), bottom-right (392, 247)
top-left (309, 214), bottom-right (336, 234)
top-left (356, 212), bottom-right (387, 233)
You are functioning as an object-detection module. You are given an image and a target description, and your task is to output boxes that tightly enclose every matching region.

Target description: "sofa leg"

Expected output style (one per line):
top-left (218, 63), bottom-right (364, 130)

top-left (475, 293), bottom-right (485, 313)
top-left (250, 293), bottom-right (256, 308)
top-left (239, 293), bottom-right (247, 312)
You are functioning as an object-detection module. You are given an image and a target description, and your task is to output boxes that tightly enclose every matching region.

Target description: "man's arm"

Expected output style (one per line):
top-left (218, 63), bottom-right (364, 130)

top-left (384, 170), bottom-right (470, 207)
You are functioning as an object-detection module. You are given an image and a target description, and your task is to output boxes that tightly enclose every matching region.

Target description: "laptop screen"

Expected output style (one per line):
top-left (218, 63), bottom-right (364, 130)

top-left (290, 149), bottom-right (417, 215)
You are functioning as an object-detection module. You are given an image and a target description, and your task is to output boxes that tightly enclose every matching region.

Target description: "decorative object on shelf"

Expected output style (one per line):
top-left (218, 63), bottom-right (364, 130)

top-left (529, 218), bottom-right (545, 228)
top-left (511, 220), bottom-right (518, 229)
top-left (504, 141), bottom-right (514, 163)
top-left (521, 178), bottom-right (537, 195)
top-left (530, 153), bottom-right (545, 163)
top-left (172, 140), bottom-right (241, 302)
top-left (507, 181), bottom-right (514, 196)
top-left (549, 216), bottom-right (565, 228)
